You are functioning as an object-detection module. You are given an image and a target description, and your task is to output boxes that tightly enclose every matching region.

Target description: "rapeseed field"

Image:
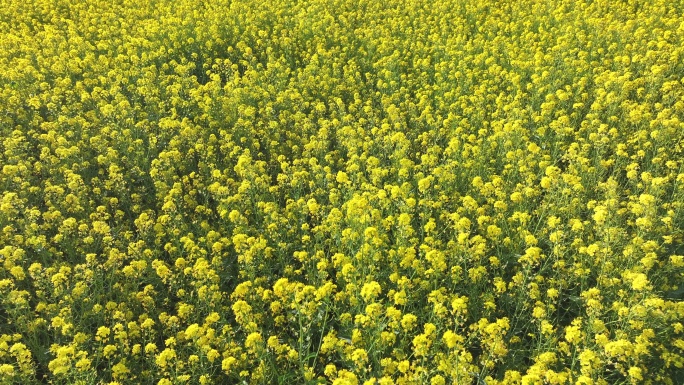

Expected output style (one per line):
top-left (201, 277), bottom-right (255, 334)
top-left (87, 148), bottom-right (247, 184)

top-left (1, 0), bottom-right (683, 383)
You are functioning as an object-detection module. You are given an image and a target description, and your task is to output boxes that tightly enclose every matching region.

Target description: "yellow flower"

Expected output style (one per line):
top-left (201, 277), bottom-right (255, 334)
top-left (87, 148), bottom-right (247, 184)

top-left (540, 321), bottom-right (554, 335)
top-left (103, 345), bottom-right (117, 358)
top-left (141, 318), bottom-right (155, 329)
top-left (206, 349), bottom-right (220, 363)
top-left (185, 323), bottom-right (200, 339)
top-left (401, 314), bottom-right (418, 331)
top-left (144, 343), bottom-right (157, 354)
top-left (336, 171), bottom-right (350, 184)
top-left (397, 360), bottom-right (410, 374)
top-left (155, 348), bottom-right (176, 368)
top-left (9, 266), bottom-right (25, 281)
top-left (351, 348), bottom-right (368, 366)
top-left (532, 305), bottom-right (546, 319)
top-left (430, 374), bottom-right (446, 385)
top-left (111, 362), bottom-right (129, 379)
top-left (245, 332), bottom-right (263, 352)
top-left (360, 281), bottom-right (382, 302)
top-left (442, 330), bottom-right (464, 349)
top-left (451, 295), bottom-right (468, 316)
top-left (95, 326), bottom-right (111, 341)
top-left (412, 333), bottom-right (432, 357)
top-left (630, 273), bottom-right (649, 291)
top-left (628, 367), bottom-right (643, 382)
top-left (417, 177), bottom-right (432, 193)
top-left (222, 356), bottom-right (237, 373)
top-left (332, 370), bottom-right (358, 385)
top-left (0, 364), bottom-right (15, 376)
top-left (565, 320), bottom-right (583, 344)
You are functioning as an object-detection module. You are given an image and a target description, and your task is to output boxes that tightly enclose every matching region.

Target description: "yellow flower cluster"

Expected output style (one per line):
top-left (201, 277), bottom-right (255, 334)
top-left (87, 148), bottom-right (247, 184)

top-left (1, 0), bottom-right (684, 383)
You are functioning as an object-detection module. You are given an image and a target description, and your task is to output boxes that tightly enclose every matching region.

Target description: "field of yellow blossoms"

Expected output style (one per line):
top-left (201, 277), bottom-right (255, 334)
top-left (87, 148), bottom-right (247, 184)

top-left (1, 0), bottom-right (684, 384)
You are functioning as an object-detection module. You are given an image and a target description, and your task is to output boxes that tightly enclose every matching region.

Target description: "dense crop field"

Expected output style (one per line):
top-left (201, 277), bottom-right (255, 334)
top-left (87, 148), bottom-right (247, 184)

top-left (1, 0), bottom-right (684, 384)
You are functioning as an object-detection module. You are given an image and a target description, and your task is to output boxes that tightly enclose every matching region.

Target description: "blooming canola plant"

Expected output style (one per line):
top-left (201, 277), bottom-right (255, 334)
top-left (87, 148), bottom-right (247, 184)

top-left (0, 0), bottom-right (683, 384)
